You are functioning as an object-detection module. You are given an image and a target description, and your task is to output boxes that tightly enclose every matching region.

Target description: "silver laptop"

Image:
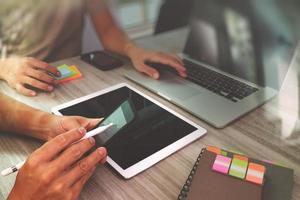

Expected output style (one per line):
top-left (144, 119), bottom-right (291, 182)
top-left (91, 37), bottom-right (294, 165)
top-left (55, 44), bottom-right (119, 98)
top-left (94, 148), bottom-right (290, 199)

top-left (125, 0), bottom-right (300, 128)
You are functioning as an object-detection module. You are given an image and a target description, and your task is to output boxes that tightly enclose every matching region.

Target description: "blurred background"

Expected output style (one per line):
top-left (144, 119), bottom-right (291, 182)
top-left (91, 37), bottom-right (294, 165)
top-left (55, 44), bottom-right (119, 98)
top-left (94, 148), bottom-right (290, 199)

top-left (83, 0), bottom-right (193, 53)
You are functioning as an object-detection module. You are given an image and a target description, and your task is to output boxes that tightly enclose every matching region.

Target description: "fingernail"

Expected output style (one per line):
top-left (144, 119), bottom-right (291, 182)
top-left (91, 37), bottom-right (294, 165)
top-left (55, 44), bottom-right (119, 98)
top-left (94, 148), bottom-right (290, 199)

top-left (153, 73), bottom-right (159, 79)
top-left (88, 137), bottom-right (95, 145)
top-left (78, 127), bottom-right (86, 135)
top-left (30, 91), bottom-right (36, 96)
top-left (97, 147), bottom-right (106, 156)
top-left (48, 86), bottom-right (54, 91)
top-left (100, 157), bottom-right (107, 164)
top-left (56, 71), bottom-right (61, 77)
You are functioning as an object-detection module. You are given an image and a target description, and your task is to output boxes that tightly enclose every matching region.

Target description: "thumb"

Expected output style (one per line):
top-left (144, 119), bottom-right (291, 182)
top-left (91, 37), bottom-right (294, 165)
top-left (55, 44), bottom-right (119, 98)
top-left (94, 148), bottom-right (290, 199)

top-left (138, 63), bottom-right (160, 79)
top-left (85, 118), bottom-right (103, 130)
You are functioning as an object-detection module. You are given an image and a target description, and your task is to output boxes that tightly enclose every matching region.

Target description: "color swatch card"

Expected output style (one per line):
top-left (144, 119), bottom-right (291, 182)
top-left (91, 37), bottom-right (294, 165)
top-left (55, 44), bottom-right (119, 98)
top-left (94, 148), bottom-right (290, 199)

top-left (56, 64), bottom-right (82, 83)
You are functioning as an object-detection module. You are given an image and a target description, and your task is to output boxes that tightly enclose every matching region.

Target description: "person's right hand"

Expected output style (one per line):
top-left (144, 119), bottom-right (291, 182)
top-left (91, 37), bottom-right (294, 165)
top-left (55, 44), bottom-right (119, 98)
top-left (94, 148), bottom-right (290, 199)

top-left (8, 127), bottom-right (107, 200)
top-left (0, 57), bottom-right (61, 96)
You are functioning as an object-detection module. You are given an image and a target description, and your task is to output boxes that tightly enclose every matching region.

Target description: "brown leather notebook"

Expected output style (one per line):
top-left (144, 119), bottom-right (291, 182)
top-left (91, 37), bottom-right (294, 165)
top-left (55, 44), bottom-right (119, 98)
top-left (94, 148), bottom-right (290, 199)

top-left (178, 148), bottom-right (294, 200)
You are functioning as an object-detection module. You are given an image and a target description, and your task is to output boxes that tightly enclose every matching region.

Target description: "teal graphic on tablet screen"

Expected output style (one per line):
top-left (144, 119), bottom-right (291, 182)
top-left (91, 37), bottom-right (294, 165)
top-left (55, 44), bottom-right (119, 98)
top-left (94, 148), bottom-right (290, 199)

top-left (96, 100), bottom-right (135, 145)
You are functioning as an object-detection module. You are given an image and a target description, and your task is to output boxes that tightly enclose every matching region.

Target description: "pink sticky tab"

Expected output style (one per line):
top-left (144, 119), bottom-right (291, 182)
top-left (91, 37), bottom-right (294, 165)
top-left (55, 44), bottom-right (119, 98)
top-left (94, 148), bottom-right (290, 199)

top-left (212, 155), bottom-right (232, 174)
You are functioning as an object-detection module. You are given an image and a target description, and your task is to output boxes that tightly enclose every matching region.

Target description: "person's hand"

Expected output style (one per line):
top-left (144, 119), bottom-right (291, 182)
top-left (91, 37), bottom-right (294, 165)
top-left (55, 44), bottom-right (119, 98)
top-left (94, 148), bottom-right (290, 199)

top-left (127, 45), bottom-right (187, 79)
top-left (42, 115), bottom-right (102, 141)
top-left (0, 57), bottom-right (61, 96)
top-left (8, 127), bottom-right (107, 200)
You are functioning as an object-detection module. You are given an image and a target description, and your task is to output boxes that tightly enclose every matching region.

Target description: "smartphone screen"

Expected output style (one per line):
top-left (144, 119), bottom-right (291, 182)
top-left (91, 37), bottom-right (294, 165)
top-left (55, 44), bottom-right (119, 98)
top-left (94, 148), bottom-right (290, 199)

top-left (94, 100), bottom-right (135, 145)
top-left (81, 51), bottom-right (124, 71)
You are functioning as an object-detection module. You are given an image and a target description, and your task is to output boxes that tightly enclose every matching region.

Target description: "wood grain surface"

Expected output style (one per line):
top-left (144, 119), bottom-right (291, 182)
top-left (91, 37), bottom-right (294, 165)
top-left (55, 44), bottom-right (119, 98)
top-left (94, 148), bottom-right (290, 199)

top-left (0, 28), bottom-right (300, 200)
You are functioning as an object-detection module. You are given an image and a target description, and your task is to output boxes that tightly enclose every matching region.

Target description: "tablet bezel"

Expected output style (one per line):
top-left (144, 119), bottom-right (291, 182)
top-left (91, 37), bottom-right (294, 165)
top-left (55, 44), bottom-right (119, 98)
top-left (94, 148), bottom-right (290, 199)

top-left (52, 83), bottom-right (207, 179)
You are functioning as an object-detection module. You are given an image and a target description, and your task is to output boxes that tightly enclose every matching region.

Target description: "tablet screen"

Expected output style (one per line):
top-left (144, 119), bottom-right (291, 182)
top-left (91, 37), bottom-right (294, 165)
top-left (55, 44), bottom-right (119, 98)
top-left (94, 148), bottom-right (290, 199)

top-left (58, 86), bottom-right (197, 169)
top-left (96, 100), bottom-right (135, 145)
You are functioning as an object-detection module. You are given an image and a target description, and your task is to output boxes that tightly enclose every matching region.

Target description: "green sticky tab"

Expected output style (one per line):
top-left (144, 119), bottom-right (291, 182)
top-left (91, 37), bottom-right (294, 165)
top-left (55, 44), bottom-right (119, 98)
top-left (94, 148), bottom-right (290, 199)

top-left (57, 64), bottom-right (69, 68)
top-left (229, 158), bottom-right (248, 179)
top-left (228, 149), bottom-right (245, 155)
top-left (220, 150), bottom-right (228, 156)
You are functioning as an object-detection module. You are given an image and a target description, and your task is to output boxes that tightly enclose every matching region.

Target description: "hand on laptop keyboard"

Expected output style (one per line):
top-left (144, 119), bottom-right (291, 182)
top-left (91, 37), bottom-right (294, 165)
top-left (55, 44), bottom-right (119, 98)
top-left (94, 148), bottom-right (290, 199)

top-left (146, 60), bottom-right (259, 103)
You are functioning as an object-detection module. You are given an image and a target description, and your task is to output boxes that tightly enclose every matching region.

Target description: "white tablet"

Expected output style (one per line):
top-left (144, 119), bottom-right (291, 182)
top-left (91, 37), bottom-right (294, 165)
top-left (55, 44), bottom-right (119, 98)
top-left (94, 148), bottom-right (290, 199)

top-left (52, 83), bottom-right (206, 179)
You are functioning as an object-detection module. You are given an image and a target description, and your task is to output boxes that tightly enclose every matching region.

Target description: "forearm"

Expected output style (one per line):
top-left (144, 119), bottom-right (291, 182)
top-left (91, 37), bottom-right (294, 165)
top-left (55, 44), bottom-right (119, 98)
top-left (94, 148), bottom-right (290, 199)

top-left (0, 94), bottom-right (52, 140)
top-left (0, 58), bottom-right (8, 80)
top-left (90, 9), bottom-right (137, 57)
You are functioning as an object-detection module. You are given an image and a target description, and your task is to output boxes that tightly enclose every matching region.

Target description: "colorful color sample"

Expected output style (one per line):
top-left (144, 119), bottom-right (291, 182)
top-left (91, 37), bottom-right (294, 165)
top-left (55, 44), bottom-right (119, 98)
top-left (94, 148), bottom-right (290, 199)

top-left (212, 155), bottom-right (232, 174)
top-left (56, 64), bottom-right (82, 83)
top-left (207, 146), bottom-right (221, 154)
top-left (229, 157), bottom-right (248, 179)
top-left (246, 163), bottom-right (266, 185)
top-left (57, 64), bottom-right (76, 79)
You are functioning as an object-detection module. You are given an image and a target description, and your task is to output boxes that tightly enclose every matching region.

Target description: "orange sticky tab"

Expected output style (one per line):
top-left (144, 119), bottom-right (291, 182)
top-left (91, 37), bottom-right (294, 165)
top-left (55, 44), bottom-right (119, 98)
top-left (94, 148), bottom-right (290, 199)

top-left (249, 163), bottom-right (266, 172)
top-left (246, 163), bottom-right (266, 185)
top-left (58, 74), bottom-right (82, 83)
top-left (207, 146), bottom-right (221, 154)
top-left (233, 154), bottom-right (249, 162)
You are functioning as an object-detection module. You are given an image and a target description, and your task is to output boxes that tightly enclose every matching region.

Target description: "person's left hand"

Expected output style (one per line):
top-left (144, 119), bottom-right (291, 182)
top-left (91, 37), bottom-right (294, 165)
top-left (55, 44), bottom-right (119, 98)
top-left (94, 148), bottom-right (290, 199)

top-left (42, 115), bottom-right (102, 141)
top-left (127, 46), bottom-right (187, 79)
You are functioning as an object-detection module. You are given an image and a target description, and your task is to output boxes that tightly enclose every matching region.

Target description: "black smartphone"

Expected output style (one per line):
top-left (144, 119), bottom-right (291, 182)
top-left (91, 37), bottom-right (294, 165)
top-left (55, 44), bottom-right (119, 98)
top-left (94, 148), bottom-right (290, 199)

top-left (81, 51), bottom-right (124, 71)
top-left (94, 99), bottom-right (136, 146)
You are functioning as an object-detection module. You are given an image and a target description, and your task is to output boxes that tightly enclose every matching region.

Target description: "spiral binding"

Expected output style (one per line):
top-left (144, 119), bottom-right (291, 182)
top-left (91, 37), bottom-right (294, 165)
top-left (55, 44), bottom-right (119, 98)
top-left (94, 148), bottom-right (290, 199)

top-left (178, 148), bottom-right (206, 200)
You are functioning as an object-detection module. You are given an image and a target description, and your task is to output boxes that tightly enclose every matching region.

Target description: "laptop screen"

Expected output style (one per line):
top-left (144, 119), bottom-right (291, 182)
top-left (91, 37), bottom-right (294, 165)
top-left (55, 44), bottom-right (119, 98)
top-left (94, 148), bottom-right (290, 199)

top-left (184, 0), bottom-right (300, 89)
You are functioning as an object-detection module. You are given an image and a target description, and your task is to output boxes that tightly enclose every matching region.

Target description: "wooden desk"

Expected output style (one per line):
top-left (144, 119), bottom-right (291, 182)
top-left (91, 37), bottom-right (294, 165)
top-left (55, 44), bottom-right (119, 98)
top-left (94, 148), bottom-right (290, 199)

top-left (1, 28), bottom-right (300, 200)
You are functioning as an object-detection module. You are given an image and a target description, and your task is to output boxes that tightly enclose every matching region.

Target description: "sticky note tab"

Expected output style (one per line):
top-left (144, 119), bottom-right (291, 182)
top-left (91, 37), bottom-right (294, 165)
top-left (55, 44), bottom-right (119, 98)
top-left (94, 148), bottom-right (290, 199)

top-left (220, 150), bottom-right (228, 156)
top-left (228, 149), bottom-right (245, 155)
top-left (207, 146), bottom-right (221, 155)
top-left (233, 155), bottom-right (248, 162)
top-left (212, 155), bottom-right (232, 174)
top-left (229, 157), bottom-right (248, 179)
top-left (56, 65), bottom-right (82, 83)
top-left (68, 65), bottom-right (82, 76)
top-left (246, 163), bottom-right (266, 185)
top-left (57, 64), bottom-right (76, 80)
top-left (59, 67), bottom-right (72, 76)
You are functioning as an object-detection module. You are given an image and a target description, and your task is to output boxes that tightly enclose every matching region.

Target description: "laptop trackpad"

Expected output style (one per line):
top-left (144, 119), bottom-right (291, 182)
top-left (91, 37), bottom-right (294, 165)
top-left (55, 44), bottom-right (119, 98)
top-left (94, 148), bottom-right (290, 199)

top-left (156, 73), bottom-right (200, 100)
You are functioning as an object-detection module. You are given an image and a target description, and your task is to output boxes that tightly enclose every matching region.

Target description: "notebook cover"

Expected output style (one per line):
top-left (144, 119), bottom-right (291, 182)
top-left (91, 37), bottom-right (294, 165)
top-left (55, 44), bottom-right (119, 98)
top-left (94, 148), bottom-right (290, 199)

top-left (178, 148), bottom-right (294, 200)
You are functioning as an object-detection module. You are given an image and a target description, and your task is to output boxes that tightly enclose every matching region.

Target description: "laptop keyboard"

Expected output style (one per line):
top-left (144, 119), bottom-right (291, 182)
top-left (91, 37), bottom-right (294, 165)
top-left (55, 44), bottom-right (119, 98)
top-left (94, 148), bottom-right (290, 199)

top-left (183, 59), bottom-right (259, 102)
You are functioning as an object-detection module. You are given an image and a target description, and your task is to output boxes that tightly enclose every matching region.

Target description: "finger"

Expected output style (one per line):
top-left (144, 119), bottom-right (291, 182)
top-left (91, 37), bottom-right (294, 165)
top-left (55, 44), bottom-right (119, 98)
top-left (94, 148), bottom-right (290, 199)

top-left (149, 53), bottom-right (186, 72)
top-left (22, 76), bottom-right (54, 92)
top-left (15, 83), bottom-right (37, 96)
top-left (100, 156), bottom-right (107, 164)
top-left (50, 137), bottom-right (95, 173)
top-left (62, 117), bottom-right (103, 132)
top-left (25, 68), bottom-right (56, 84)
top-left (64, 147), bottom-right (107, 187)
top-left (28, 58), bottom-right (61, 77)
top-left (138, 63), bottom-right (160, 79)
top-left (169, 53), bottom-right (184, 65)
top-left (179, 71), bottom-right (187, 78)
top-left (71, 167), bottom-right (95, 199)
top-left (83, 118), bottom-right (103, 131)
top-left (34, 127), bottom-right (86, 161)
